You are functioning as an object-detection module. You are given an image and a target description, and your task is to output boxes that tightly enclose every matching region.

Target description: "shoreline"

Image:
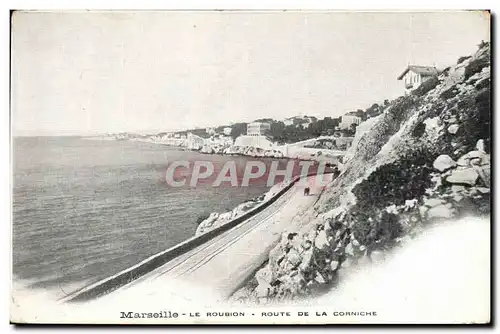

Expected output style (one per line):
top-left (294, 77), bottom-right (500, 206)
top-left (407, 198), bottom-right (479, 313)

top-left (84, 136), bottom-right (346, 165)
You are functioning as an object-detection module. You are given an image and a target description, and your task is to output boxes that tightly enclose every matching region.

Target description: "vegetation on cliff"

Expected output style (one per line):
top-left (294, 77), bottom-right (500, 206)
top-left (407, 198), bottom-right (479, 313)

top-left (231, 42), bottom-right (491, 304)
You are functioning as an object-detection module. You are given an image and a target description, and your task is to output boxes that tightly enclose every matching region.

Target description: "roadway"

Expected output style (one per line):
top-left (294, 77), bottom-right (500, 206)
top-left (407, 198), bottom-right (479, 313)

top-left (84, 174), bottom-right (333, 304)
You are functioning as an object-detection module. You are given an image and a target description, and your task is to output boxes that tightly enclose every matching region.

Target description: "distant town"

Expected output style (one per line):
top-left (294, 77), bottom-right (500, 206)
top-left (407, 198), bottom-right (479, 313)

top-left (95, 99), bottom-right (395, 162)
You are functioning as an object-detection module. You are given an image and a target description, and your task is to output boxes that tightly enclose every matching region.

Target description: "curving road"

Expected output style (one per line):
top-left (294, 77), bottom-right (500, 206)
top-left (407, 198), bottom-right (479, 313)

top-left (85, 174), bottom-right (333, 304)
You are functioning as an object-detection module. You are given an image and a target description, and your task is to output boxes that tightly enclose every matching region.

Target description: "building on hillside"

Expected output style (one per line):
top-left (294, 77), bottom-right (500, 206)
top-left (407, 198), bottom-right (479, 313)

top-left (234, 135), bottom-right (274, 150)
top-left (283, 117), bottom-right (294, 126)
top-left (338, 115), bottom-right (361, 130)
top-left (206, 127), bottom-right (216, 135)
top-left (397, 65), bottom-right (439, 94)
top-left (247, 122), bottom-right (271, 136)
top-left (186, 132), bottom-right (206, 150)
top-left (223, 127), bottom-right (232, 136)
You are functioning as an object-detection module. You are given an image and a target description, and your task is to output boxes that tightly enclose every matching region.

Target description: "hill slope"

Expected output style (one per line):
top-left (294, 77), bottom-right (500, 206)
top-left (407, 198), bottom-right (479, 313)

top-left (231, 42), bottom-right (491, 304)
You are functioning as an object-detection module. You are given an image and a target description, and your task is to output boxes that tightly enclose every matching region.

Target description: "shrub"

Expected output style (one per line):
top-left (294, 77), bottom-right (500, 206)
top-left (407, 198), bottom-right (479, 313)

top-left (412, 76), bottom-right (439, 97)
top-left (412, 122), bottom-right (426, 138)
top-left (440, 85), bottom-right (460, 100)
top-left (196, 214), bottom-right (210, 225)
top-left (457, 55), bottom-right (471, 64)
top-left (352, 148), bottom-right (434, 210)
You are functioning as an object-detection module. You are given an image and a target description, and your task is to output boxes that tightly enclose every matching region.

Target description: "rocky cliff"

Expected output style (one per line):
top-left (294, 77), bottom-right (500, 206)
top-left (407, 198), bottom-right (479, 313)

top-left (231, 43), bottom-right (491, 304)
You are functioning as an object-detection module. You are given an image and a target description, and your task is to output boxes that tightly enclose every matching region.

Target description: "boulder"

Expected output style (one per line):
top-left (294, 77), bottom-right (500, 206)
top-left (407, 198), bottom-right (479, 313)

top-left (447, 124), bottom-right (459, 134)
top-left (286, 249), bottom-right (303, 267)
top-left (427, 203), bottom-right (455, 219)
top-left (314, 230), bottom-right (329, 251)
top-left (446, 168), bottom-right (478, 185)
top-left (255, 266), bottom-right (273, 286)
top-left (474, 187), bottom-right (489, 194)
top-left (456, 151), bottom-right (485, 166)
top-left (255, 282), bottom-right (271, 298)
top-left (473, 165), bottom-right (490, 186)
top-left (299, 249), bottom-right (314, 272)
top-left (424, 197), bottom-right (446, 207)
top-left (314, 272), bottom-right (326, 284)
top-left (476, 139), bottom-right (486, 153)
top-left (345, 242), bottom-right (355, 257)
top-left (433, 155), bottom-right (457, 172)
top-left (330, 260), bottom-right (339, 271)
top-left (451, 185), bottom-right (466, 192)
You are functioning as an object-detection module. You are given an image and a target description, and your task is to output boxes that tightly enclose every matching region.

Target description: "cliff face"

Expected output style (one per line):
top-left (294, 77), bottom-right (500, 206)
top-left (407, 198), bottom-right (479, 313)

top-left (231, 43), bottom-right (490, 304)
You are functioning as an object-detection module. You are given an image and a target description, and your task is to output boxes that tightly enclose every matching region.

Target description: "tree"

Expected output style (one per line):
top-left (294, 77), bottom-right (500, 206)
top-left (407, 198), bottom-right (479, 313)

top-left (230, 123), bottom-right (247, 140)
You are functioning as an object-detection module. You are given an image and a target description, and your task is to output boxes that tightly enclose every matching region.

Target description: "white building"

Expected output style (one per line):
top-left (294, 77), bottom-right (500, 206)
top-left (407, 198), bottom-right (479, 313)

top-left (397, 65), bottom-right (439, 94)
top-left (206, 127), bottom-right (216, 135)
top-left (283, 117), bottom-right (294, 126)
top-left (223, 127), bottom-right (232, 136)
top-left (234, 135), bottom-right (274, 150)
top-left (247, 122), bottom-right (271, 136)
top-left (339, 115), bottom-right (361, 130)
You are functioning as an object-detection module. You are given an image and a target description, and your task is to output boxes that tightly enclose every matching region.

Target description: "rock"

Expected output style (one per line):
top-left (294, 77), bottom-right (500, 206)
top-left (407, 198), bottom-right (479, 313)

top-left (457, 151), bottom-right (485, 166)
top-left (342, 258), bottom-right (352, 268)
top-left (419, 205), bottom-right (429, 216)
top-left (345, 242), bottom-right (355, 257)
top-left (255, 266), bottom-right (273, 286)
top-left (302, 239), bottom-right (313, 250)
top-left (470, 158), bottom-right (481, 166)
top-left (447, 124), bottom-right (459, 134)
top-left (424, 197), bottom-right (446, 207)
top-left (427, 204), bottom-right (455, 219)
top-left (299, 249), bottom-right (314, 272)
top-left (446, 168), bottom-right (478, 185)
top-left (314, 272), bottom-right (326, 284)
top-left (476, 187), bottom-right (490, 194)
top-left (433, 155), bottom-right (457, 172)
top-left (255, 282), bottom-right (271, 298)
top-left (314, 230), bottom-right (329, 251)
top-left (481, 154), bottom-right (490, 166)
top-left (476, 139), bottom-right (485, 153)
top-left (286, 249), bottom-right (303, 267)
top-left (404, 199), bottom-right (418, 210)
top-left (451, 185), bottom-right (465, 192)
top-left (330, 260), bottom-right (339, 271)
top-left (385, 204), bottom-right (398, 214)
top-left (473, 165), bottom-right (490, 186)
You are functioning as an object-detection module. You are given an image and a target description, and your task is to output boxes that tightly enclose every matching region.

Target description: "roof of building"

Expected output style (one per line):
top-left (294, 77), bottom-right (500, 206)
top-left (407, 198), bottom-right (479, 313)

top-left (397, 65), bottom-right (439, 80)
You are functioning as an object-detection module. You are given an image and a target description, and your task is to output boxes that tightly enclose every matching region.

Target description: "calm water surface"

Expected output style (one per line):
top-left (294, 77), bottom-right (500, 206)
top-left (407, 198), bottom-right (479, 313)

top-left (13, 136), bottom-right (276, 295)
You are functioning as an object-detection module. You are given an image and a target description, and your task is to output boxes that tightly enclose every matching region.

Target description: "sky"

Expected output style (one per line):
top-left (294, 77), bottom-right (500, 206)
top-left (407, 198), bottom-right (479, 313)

top-left (11, 11), bottom-right (490, 136)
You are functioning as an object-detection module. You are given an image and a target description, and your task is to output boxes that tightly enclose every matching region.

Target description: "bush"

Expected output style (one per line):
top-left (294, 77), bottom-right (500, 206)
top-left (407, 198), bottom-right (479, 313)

top-left (196, 214), bottom-right (210, 225)
top-left (348, 208), bottom-right (403, 248)
top-left (412, 76), bottom-right (439, 97)
top-left (412, 122), bottom-right (426, 138)
top-left (440, 85), bottom-right (460, 100)
top-left (457, 56), bottom-right (471, 64)
top-left (352, 149), bottom-right (434, 209)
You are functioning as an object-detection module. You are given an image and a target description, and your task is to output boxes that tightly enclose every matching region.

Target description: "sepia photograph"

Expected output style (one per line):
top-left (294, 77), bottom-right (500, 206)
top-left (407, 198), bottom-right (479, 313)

top-left (9, 10), bottom-right (491, 325)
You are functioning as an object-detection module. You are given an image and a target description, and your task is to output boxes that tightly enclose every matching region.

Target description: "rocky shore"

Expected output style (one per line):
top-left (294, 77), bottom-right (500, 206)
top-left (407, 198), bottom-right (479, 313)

top-left (230, 43), bottom-right (490, 304)
top-left (195, 181), bottom-right (290, 236)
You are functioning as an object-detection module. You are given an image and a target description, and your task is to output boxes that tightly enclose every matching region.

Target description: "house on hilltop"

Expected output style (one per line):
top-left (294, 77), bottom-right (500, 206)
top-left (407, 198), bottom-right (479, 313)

top-left (397, 65), bottom-right (439, 94)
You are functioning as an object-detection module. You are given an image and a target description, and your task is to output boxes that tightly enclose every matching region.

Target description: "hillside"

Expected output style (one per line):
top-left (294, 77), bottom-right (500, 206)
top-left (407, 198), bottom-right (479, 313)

top-left (231, 42), bottom-right (491, 303)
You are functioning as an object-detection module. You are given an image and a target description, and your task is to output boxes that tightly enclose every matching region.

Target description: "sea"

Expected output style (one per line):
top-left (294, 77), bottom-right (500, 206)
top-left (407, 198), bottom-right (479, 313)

top-left (12, 136), bottom-right (279, 297)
